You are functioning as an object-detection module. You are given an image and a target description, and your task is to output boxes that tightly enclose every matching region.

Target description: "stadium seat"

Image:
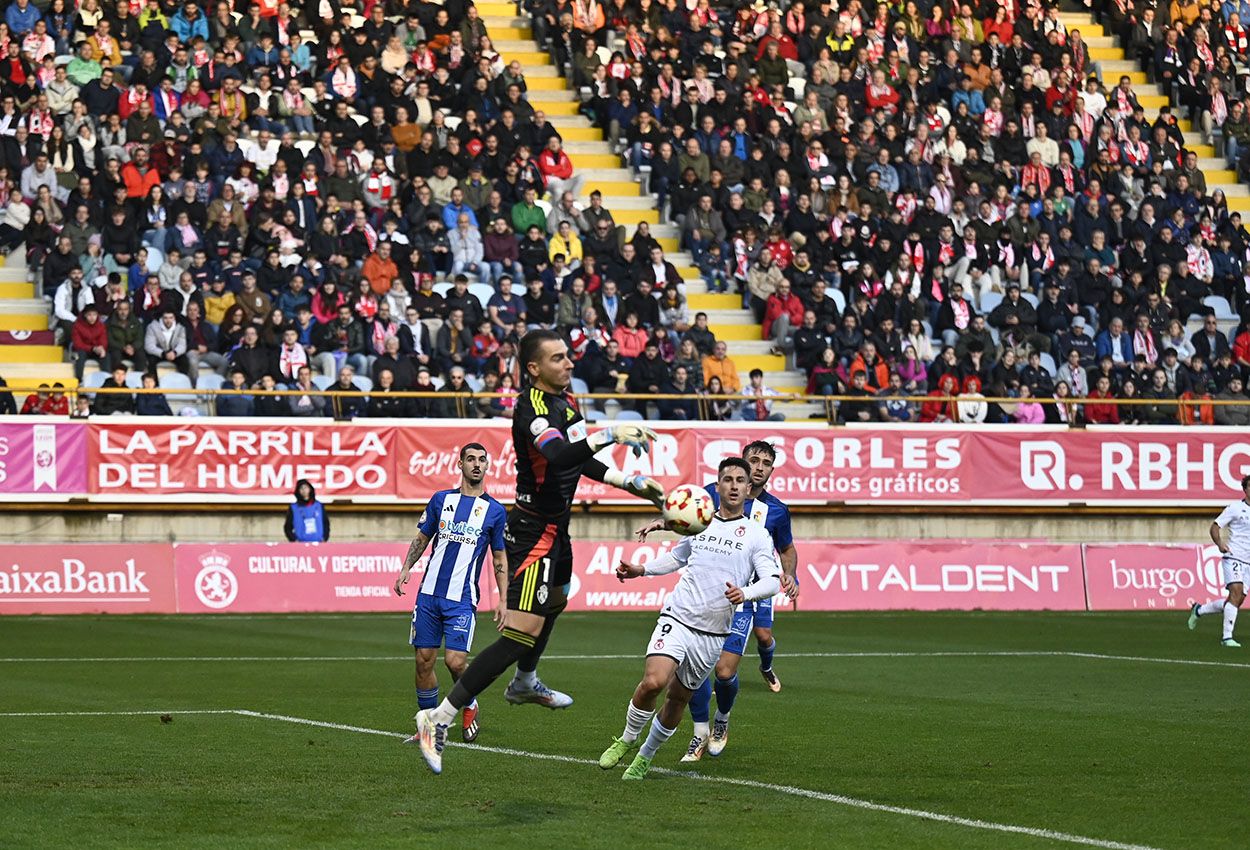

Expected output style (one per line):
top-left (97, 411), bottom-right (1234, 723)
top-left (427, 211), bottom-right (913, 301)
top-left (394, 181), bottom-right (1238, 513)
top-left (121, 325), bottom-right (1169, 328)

top-left (570, 377), bottom-right (589, 396)
top-left (465, 375), bottom-right (483, 392)
top-left (442, 115), bottom-right (462, 132)
top-left (295, 140), bottom-right (314, 156)
top-left (124, 372), bottom-right (144, 389)
top-left (1204, 295), bottom-right (1237, 320)
top-left (1021, 292), bottom-right (1039, 308)
top-left (584, 409), bottom-right (605, 421)
top-left (354, 376), bottom-right (373, 393)
top-left (145, 247), bottom-right (164, 272)
top-left (312, 375), bottom-right (335, 390)
top-left (469, 283), bottom-right (496, 306)
top-left (980, 292), bottom-right (1003, 315)
top-left (616, 409), bottom-right (644, 421)
top-left (159, 372), bottom-right (192, 390)
top-left (1039, 352), bottom-right (1057, 376)
top-left (82, 371), bottom-right (108, 390)
top-left (830, 288), bottom-right (846, 315)
top-left (196, 374), bottom-right (224, 391)
top-left (433, 282), bottom-right (454, 296)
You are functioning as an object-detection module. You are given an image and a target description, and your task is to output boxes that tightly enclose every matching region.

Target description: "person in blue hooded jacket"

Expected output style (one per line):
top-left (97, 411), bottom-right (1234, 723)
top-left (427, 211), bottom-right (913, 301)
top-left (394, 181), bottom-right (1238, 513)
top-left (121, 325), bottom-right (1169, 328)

top-left (284, 479), bottom-right (329, 542)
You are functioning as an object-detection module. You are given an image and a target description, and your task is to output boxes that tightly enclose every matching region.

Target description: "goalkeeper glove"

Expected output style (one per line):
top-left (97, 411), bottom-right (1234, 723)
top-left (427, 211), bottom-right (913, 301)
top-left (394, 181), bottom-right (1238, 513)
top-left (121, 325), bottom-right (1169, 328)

top-left (588, 424), bottom-right (659, 457)
top-left (604, 471), bottom-right (664, 507)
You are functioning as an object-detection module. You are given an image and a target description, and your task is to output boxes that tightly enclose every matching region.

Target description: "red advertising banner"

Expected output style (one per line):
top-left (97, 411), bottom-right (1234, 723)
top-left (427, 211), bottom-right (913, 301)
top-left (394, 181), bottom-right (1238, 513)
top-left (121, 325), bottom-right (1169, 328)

top-left (0, 417), bottom-right (1231, 506)
top-left (0, 421), bottom-right (87, 496)
top-left (1083, 543), bottom-right (1224, 611)
top-left (0, 544), bottom-right (175, 614)
top-left (88, 422), bottom-right (398, 498)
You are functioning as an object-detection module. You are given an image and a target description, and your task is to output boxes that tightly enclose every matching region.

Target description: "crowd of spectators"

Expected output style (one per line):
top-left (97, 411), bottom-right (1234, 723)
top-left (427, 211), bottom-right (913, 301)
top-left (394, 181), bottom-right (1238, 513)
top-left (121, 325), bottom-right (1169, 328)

top-left (3, 0), bottom-right (1250, 424)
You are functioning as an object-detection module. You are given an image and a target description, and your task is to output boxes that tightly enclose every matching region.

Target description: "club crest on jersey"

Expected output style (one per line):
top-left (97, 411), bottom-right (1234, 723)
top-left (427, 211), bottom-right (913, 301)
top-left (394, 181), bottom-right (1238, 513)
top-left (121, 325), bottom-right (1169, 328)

top-left (529, 417), bottom-right (549, 436)
top-left (735, 526), bottom-right (746, 537)
top-left (537, 585), bottom-right (548, 604)
top-left (653, 638), bottom-right (664, 649)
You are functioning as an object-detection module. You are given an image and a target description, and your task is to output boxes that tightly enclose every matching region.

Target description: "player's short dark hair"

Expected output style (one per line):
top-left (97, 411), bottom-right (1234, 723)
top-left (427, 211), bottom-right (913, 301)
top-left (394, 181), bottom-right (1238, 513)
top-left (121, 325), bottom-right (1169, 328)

top-left (1242, 474), bottom-right (1250, 490)
top-left (460, 442), bottom-right (487, 459)
top-left (742, 440), bottom-right (776, 462)
top-left (718, 457), bottom-right (751, 478)
top-left (519, 329), bottom-right (563, 366)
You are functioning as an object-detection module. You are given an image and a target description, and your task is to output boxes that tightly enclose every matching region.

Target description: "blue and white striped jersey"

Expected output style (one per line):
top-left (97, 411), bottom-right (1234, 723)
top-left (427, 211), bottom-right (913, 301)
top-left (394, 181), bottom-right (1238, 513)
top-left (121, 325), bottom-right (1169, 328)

top-left (704, 485), bottom-right (794, 552)
top-left (417, 489), bottom-right (507, 604)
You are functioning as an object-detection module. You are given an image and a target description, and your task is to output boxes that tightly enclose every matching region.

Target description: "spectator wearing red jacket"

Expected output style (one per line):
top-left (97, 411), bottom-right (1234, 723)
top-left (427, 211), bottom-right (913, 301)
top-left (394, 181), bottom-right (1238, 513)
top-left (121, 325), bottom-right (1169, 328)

top-left (71, 304), bottom-right (109, 379)
top-left (763, 279), bottom-right (804, 354)
top-left (120, 146), bottom-right (161, 199)
top-left (537, 137), bottom-right (583, 201)
top-left (1085, 375), bottom-right (1121, 424)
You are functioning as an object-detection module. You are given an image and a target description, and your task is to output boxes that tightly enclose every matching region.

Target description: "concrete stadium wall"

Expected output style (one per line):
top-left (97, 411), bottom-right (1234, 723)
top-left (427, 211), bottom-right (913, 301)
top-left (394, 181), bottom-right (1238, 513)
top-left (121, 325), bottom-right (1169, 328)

top-left (0, 509), bottom-right (1211, 545)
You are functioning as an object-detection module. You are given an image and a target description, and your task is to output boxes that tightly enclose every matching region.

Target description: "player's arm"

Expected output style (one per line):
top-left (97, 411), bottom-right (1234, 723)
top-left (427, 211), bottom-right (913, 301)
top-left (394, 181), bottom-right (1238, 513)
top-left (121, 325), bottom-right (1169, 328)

top-left (726, 547), bottom-right (782, 605)
top-left (1211, 521), bottom-right (1230, 553)
top-left (489, 506), bottom-right (508, 631)
top-left (617, 537), bottom-right (690, 581)
top-left (583, 456), bottom-right (664, 507)
top-left (394, 529), bottom-right (432, 596)
top-left (531, 421), bottom-right (659, 468)
top-left (773, 505), bottom-right (799, 597)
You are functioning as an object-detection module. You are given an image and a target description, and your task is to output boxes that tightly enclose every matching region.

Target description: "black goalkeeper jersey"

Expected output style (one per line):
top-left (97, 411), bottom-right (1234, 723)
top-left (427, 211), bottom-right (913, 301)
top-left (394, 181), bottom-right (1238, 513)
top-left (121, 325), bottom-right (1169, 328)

top-left (512, 385), bottom-right (594, 518)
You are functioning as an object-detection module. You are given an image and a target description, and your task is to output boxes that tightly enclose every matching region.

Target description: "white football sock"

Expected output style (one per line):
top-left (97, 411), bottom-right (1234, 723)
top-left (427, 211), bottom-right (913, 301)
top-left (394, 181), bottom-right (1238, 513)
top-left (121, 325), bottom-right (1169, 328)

top-left (513, 669), bottom-right (538, 688)
top-left (1224, 602), bottom-right (1240, 640)
top-left (639, 717), bottom-right (676, 758)
top-left (1198, 599), bottom-right (1225, 616)
top-left (714, 710), bottom-right (731, 723)
top-left (693, 721), bottom-right (710, 740)
top-left (622, 701), bottom-right (654, 742)
top-left (429, 699), bottom-right (457, 726)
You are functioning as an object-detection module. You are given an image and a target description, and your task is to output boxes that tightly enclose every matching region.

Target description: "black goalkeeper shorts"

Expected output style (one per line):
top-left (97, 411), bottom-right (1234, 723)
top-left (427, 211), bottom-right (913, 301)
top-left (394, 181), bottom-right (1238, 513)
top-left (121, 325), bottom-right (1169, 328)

top-left (505, 509), bottom-right (573, 617)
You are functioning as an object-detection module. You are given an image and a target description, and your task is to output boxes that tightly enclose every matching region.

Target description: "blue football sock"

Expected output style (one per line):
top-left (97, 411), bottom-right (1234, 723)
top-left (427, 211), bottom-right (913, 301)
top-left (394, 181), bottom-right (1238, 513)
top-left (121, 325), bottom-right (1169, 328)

top-left (417, 687), bottom-right (439, 710)
top-left (713, 674), bottom-right (739, 716)
top-left (689, 677), bottom-right (713, 723)
top-left (758, 638), bottom-right (776, 671)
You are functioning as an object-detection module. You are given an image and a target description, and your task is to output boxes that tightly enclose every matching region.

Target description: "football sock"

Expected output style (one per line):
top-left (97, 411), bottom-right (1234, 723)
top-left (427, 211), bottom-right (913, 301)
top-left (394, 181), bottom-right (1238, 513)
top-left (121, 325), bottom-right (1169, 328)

top-left (713, 673), bottom-right (739, 716)
top-left (1198, 599), bottom-right (1225, 616)
top-left (639, 717), bottom-right (676, 759)
top-left (513, 669), bottom-right (538, 689)
top-left (1224, 602), bottom-right (1240, 640)
top-left (758, 638), bottom-right (776, 671)
top-left (432, 630), bottom-right (535, 724)
top-left (417, 687), bottom-right (439, 710)
top-left (689, 677), bottom-right (712, 723)
top-left (622, 701), bottom-right (654, 743)
top-left (693, 721), bottom-right (710, 740)
top-left (515, 615), bottom-right (558, 675)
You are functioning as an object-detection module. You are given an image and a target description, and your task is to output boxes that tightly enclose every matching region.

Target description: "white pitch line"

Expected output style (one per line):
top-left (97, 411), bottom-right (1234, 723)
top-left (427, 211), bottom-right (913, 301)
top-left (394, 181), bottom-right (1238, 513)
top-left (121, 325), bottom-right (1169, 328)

top-left (0, 707), bottom-right (1173, 850)
top-left (0, 709), bottom-right (237, 717)
top-left (0, 651), bottom-right (1245, 670)
top-left (242, 709), bottom-right (1168, 850)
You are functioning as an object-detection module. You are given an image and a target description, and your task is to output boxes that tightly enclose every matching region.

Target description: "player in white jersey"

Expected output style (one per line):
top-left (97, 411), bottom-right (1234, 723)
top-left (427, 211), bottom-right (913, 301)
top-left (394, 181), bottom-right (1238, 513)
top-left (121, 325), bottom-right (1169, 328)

top-left (395, 444), bottom-right (508, 742)
top-left (1188, 475), bottom-right (1250, 647)
top-left (597, 457), bottom-right (782, 780)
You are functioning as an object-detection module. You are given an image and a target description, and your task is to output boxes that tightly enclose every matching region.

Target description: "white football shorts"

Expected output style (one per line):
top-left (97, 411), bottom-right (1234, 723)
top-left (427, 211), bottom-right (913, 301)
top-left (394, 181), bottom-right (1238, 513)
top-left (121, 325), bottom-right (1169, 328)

top-left (645, 616), bottom-right (722, 691)
top-left (1222, 555), bottom-right (1250, 588)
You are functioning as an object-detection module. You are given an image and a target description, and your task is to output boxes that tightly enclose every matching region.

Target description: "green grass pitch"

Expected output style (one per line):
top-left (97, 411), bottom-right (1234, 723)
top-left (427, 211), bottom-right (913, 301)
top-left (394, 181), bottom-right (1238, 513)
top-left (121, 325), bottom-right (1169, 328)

top-left (0, 611), bottom-right (1244, 849)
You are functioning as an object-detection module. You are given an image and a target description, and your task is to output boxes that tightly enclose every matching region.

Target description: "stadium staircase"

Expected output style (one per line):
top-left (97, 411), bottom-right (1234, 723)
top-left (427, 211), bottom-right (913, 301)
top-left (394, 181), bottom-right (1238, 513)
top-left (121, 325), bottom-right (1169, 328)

top-left (1057, 10), bottom-right (1248, 209)
top-left (481, 2), bottom-right (819, 416)
top-left (0, 253), bottom-right (70, 408)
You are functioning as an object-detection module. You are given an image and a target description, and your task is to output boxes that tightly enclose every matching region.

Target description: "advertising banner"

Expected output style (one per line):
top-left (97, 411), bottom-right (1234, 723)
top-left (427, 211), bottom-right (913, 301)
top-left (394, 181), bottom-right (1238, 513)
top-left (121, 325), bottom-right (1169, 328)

top-left (1082, 543), bottom-right (1223, 611)
top-left (0, 544), bottom-right (175, 614)
top-left (0, 417), bottom-right (1241, 506)
top-left (0, 421), bottom-right (87, 496)
top-left (87, 422), bottom-right (399, 498)
top-left (164, 539), bottom-right (1086, 615)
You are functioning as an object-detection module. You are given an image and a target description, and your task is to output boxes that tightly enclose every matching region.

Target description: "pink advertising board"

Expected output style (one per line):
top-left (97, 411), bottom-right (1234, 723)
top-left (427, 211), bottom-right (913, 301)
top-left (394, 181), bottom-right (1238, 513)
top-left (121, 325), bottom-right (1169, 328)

top-left (0, 544), bottom-right (175, 614)
top-left (1083, 544), bottom-right (1225, 611)
top-left (0, 422), bottom-right (87, 496)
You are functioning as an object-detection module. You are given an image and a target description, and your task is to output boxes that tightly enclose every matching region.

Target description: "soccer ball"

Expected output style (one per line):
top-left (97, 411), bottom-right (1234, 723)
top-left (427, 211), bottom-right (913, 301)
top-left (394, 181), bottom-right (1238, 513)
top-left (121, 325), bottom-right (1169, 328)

top-left (661, 484), bottom-right (715, 536)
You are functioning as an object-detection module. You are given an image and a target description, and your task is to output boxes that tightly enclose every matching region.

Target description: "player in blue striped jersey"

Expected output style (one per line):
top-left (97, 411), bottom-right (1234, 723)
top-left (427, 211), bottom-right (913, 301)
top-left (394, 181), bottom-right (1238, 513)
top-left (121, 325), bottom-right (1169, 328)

top-left (395, 443), bottom-right (507, 744)
top-left (639, 440), bottom-right (798, 761)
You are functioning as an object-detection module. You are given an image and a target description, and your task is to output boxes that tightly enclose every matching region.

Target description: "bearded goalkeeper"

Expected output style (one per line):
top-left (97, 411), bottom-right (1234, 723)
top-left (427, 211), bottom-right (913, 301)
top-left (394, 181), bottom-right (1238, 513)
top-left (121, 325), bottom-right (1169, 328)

top-left (415, 329), bottom-right (664, 775)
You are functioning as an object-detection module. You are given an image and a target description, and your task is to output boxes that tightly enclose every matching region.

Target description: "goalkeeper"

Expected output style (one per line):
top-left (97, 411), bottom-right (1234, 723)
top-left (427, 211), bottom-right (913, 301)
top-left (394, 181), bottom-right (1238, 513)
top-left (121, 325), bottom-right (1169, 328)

top-left (415, 329), bottom-right (663, 775)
